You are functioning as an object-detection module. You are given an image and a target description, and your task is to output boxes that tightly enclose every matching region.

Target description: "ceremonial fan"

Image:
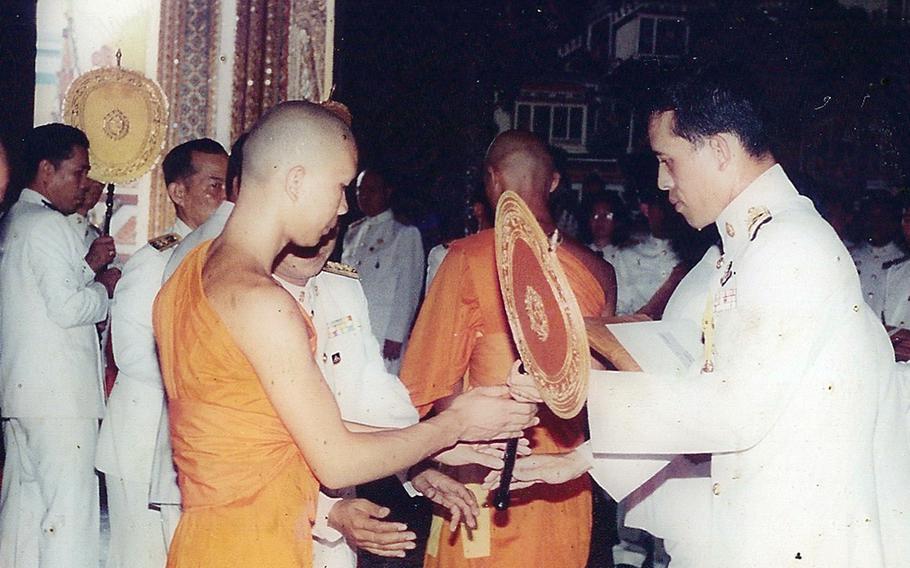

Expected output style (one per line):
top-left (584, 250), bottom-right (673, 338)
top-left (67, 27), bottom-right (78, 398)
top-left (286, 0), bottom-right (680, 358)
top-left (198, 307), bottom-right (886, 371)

top-left (493, 191), bottom-right (591, 509)
top-left (62, 50), bottom-right (168, 240)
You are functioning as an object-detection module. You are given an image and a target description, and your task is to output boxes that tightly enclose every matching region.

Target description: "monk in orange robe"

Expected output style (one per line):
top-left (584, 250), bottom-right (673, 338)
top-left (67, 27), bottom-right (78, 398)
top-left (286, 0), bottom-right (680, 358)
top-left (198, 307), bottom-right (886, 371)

top-left (401, 130), bottom-right (616, 568)
top-left (153, 103), bottom-right (538, 568)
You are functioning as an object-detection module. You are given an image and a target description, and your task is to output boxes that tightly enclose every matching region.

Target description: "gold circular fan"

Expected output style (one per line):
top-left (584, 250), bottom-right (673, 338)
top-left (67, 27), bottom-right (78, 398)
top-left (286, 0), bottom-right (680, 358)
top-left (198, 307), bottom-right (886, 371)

top-left (494, 190), bottom-right (590, 419)
top-left (62, 65), bottom-right (168, 184)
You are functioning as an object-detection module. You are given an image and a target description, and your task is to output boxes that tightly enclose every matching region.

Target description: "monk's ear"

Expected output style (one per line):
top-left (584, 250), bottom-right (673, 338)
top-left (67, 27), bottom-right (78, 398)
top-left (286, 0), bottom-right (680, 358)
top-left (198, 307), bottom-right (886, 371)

top-left (285, 165), bottom-right (307, 202)
top-left (549, 171), bottom-right (561, 194)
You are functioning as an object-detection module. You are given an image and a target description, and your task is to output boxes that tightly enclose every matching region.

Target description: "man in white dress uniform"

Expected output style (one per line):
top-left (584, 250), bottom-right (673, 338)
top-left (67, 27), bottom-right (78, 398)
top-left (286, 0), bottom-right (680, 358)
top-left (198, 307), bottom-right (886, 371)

top-left (341, 169), bottom-right (424, 374)
top-left (95, 138), bottom-right (228, 568)
top-left (0, 124), bottom-right (120, 568)
top-left (502, 68), bottom-right (910, 567)
top-left (851, 192), bottom-right (904, 320)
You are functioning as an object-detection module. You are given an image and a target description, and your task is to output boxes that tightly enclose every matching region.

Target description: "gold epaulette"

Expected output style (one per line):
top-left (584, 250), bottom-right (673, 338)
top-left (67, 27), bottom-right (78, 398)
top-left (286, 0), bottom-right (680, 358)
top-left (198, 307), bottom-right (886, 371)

top-left (148, 233), bottom-right (181, 251)
top-left (323, 261), bottom-right (359, 279)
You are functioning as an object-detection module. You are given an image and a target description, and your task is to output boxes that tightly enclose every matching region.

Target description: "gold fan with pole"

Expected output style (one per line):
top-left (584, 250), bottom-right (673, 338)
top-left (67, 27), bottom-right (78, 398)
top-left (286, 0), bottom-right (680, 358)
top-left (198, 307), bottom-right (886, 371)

top-left (492, 190), bottom-right (591, 509)
top-left (62, 50), bottom-right (168, 239)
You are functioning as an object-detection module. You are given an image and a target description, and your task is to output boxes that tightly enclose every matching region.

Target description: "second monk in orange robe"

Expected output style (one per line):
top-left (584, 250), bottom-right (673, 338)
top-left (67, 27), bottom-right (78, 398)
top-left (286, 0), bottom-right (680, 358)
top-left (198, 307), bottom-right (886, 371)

top-left (401, 130), bottom-right (616, 568)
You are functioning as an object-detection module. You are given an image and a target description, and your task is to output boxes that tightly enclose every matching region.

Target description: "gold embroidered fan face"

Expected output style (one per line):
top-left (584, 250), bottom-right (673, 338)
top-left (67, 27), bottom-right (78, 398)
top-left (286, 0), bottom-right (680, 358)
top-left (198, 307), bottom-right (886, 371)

top-left (63, 66), bottom-right (168, 184)
top-left (495, 191), bottom-right (590, 419)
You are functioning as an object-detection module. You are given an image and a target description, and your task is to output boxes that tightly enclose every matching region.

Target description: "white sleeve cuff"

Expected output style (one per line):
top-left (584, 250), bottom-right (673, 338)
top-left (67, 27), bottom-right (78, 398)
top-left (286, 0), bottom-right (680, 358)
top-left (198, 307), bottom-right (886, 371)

top-left (311, 491), bottom-right (345, 544)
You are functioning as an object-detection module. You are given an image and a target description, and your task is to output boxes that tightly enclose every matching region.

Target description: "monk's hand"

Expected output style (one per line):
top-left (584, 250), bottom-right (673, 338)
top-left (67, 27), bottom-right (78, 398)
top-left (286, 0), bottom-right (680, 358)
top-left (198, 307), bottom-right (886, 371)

top-left (481, 449), bottom-right (590, 492)
top-left (411, 468), bottom-right (479, 531)
top-left (506, 359), bottom-right (543, 403)
top-left (447, 385), bottom-right (539, 442)
top-left (383, 339), bottom-right (403, 360)
top-left (434, 439), bottom-right (531, 469)
top-left (327, 498), bottom-right (416, 557)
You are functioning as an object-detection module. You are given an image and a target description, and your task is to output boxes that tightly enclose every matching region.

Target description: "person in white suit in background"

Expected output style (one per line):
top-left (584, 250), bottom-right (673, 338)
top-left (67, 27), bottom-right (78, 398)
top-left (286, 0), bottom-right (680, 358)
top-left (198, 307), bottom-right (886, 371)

top-left (341, 169), bottom-right (424, 374)
top-left (95, 138), bottom-right (228, 568)
top-left (0, 123), bottom-right (120, 568)
top-left (497, 65), bottom-right (910, 568)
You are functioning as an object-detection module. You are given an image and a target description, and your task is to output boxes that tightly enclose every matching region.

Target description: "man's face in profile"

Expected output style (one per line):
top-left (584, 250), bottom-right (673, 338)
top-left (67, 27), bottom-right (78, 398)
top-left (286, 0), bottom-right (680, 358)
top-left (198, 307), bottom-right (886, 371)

top-left (46, 145), bottom-right (91, 215)
top-left (649, 111), bottom-right (724, 231)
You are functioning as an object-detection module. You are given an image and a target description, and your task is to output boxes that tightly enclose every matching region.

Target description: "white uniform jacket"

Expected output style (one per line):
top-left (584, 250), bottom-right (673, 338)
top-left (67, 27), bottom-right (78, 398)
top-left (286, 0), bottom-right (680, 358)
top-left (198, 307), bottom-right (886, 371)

top-left (424, 242), bottom-right (449, 294)
top-left (66, 213), bottom-right (94, 250)
top-left (881, 254), bottom-right (910, 328)
top-left (163, 201), bottom-right (233, 282)
top-left (587, 165), bottom-right (910, 568)
top-left (0, 189), bottom-right (108, 418)
top-left (274, 268), bottom-right (421, 567)
top-left (852, 241), bottom-right (904, 320)
top-left (613, 235), bottom-right (679, 315)
top-left (341, 210), bottom-right (424, 346)
top-left (95, 220), bottom-right (192, 483)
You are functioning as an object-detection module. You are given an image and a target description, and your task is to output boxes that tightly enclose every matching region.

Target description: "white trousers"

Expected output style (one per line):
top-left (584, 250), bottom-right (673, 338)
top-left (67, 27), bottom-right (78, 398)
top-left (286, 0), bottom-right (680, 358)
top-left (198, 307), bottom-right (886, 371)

top-left (0, 418), bottom-right (99, 568)
top-left (104, 475), bottom-right (180, 568)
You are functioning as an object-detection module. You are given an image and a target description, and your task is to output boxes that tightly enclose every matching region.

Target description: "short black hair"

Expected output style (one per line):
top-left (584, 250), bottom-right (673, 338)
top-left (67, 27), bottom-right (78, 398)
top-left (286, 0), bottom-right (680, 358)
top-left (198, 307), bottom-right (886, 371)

top-left (226, 132), bottom-right (249, 201)
top-left (23, 123), bottom-right (89, 184)
top-left (648, 62), bottom-right (773, 158)
top-left (162, 138), bottom-right (227, 186)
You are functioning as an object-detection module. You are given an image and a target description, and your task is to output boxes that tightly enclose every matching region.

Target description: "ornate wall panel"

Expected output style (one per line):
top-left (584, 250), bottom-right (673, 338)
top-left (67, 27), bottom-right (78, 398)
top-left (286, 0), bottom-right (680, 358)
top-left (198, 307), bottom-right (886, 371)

top-left (288, 0), bottom-right (327, 101)
top-left (231, 0), bottom-right (291, 142)
top-left (150, 0), bottom-right (221, 236)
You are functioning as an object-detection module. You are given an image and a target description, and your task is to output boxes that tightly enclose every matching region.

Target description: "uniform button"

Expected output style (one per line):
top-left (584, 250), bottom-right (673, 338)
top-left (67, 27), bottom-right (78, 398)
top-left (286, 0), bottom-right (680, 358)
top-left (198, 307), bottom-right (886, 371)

top-left (713, 482), bottom-right (721, 496)
top-left (322, 353), bottom-right (328, 363)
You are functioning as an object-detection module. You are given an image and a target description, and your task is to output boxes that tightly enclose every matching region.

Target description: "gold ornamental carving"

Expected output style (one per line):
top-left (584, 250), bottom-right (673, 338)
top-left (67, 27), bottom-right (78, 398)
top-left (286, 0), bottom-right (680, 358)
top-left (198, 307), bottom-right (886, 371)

top-left (494, 191), bottom-right (590, 420)
top-left (63, 64), bottom-right (168, 184)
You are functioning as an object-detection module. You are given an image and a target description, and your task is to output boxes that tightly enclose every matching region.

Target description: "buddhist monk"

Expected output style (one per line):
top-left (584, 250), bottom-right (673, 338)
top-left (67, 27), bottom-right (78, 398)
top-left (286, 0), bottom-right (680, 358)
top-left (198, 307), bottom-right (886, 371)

top-left (152, 102), bottom-right (538, 568)
top-left (400, 129), bottom-right (616, 568)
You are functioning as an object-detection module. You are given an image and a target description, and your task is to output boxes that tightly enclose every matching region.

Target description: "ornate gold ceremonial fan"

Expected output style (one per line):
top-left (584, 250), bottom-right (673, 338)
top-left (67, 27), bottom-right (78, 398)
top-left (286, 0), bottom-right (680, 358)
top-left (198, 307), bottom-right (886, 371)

top-left (492, 191), bottom-right (591, 510)
top-left (63, 51), bottom-right (168, 236)
top-left (495, 190), bottom-right (590, 419)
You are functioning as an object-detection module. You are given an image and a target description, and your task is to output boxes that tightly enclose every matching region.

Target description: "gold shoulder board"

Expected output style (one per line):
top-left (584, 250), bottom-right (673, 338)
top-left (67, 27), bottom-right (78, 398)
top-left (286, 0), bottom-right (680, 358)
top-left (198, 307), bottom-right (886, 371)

top-left (148, 233), bottom-right (181, 251)
top-left (323, 261), bottom-right (359, 279)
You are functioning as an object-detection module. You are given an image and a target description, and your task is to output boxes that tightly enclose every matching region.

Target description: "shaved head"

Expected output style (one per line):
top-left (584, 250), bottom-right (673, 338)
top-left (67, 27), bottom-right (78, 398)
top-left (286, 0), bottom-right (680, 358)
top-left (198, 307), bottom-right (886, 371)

top-left (237, 100), bottom-right (358, 246)
top-left (484, 130), bottom-right (558, 211)
top-left (242, 101), bottom-right (356, 189)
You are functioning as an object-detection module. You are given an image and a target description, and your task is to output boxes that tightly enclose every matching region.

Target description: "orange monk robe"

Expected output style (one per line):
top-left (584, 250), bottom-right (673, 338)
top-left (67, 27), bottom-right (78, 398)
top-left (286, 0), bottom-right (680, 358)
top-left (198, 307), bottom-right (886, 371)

top-left (400, 229), bottom-right (606, 568)
top-left (153, 242), bottom-right (320, 568)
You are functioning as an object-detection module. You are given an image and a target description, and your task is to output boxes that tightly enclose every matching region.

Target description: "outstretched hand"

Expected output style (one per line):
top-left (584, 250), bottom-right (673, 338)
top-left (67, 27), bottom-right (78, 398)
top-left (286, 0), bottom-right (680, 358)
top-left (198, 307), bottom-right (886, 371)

top-left (447, 385), bottom-right (538, 442)
top-left (327, 498), bottom-right (416, 558)
top-left (411, 468), bottom-right (479, 531)
top-left (434, 439), bottom-right (531, 470)
top-left (482, 449), bottom-right (590, 492)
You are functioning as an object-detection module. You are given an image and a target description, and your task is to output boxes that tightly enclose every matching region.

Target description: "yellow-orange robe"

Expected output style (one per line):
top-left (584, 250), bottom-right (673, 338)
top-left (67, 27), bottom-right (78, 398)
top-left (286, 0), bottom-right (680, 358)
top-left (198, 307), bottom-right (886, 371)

top-left (401, 229), bottom-right (605, 568)
top-left (153, 242), bottom-right (319, 568)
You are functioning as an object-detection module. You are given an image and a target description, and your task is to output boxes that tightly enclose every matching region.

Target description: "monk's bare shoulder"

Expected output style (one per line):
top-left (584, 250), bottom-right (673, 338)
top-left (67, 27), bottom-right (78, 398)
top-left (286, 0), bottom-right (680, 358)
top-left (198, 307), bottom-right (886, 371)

top-left (203, 247), bottom-right (302, 331)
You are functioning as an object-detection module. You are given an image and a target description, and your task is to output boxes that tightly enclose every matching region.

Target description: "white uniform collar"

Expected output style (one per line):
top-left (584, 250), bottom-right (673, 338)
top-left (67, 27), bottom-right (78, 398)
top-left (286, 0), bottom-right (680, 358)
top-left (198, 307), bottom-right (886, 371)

top-left (18, 188), bottom-right (55, 209)
top-left (214, 200), bottom-right (235, 217)
top-left (366, 209), bottom-right (393, 224)
top-left (715, 163), bottom-right (795, 259)
top-left (172, 218), bottom-right (194, 239)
